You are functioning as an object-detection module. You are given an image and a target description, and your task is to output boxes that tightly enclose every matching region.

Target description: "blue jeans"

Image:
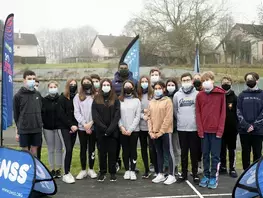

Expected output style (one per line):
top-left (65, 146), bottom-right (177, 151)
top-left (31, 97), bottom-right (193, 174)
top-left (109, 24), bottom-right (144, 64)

top-left (202, 133), bottom-right (222, 179)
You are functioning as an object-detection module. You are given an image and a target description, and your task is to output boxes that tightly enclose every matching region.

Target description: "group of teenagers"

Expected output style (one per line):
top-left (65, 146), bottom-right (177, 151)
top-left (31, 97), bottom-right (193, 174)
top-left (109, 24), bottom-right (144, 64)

top-left (13, 62), bottom-right (263, 190)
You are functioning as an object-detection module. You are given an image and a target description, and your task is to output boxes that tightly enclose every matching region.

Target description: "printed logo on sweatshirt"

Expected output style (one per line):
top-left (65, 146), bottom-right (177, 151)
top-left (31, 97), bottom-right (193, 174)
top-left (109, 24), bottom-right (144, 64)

top-left (179, 97), bottom-right (195, 107)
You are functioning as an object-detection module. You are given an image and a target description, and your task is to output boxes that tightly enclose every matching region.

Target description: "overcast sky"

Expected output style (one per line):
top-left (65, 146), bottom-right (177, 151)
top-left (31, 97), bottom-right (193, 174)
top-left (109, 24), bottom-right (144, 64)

top-left (0, 0), bottom-right (262, 35)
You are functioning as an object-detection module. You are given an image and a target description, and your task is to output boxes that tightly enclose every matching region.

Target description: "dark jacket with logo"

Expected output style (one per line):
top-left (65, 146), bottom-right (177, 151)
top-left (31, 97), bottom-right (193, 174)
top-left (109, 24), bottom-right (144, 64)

top-left (237, 89), bottom-right (263, 135)
top-left (13, 87), bottom-right (43, 134)
top-left (92, 98), bottom-right (120, 139)
top-left (112, 71), bottom-right (137, 96)
top-left (57, 93), bottom-right (78, 129)
top-left (42, 93), bottom-right (61, 130)
top-left (223, 90), bottom-right (238, 136)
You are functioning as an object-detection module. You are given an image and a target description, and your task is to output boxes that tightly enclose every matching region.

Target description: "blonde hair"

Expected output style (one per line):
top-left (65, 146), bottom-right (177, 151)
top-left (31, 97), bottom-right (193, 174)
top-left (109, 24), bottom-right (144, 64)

top-left (201, 71), bottom-right (215, 82)
top-left (47, 81), bottom-right (59, 88)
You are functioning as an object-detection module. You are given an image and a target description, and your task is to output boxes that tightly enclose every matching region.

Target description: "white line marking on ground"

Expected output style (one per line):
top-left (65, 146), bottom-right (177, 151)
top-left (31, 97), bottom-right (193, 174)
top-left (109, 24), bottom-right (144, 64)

top-left (142, 193), bottom-right (232, 198)
top-left (185, 180), bottom-right (204, 198)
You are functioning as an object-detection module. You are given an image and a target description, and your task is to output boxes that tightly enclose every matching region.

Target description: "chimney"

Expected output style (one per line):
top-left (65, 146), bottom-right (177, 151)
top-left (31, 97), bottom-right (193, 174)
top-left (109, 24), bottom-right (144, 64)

top-left (18, 30), bottom-right (21, 39)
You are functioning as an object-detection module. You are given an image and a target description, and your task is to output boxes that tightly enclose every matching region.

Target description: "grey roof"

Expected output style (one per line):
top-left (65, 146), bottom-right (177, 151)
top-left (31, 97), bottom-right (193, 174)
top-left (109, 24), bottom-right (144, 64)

top-left (235, 23), bottom-right (263, 36)
top-left (14, 33), bottom-right (38, 46)
top-left (92, 34), bottom-right (133, 48)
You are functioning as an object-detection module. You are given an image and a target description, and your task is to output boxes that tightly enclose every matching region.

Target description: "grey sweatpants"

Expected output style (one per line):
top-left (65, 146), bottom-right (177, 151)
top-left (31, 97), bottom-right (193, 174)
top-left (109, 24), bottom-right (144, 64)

top-left (172, 132), bottom-right (181, 166)
top-left (43, 129), bottom-right (63, 170)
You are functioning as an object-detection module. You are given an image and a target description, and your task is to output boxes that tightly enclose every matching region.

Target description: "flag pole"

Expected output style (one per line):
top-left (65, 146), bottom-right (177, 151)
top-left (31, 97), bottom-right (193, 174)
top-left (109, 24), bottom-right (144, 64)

top-left (1, 17), bottom-right (5, 146)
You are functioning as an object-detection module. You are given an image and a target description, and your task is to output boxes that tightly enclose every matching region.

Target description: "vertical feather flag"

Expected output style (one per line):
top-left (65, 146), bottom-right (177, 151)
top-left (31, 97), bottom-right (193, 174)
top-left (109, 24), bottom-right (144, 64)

top-left (194, 43), bottom-right (200, 73)
top-left (120, 35), bottom-right (140, 80)
top-left (1, 14), bottom-right (14, 146)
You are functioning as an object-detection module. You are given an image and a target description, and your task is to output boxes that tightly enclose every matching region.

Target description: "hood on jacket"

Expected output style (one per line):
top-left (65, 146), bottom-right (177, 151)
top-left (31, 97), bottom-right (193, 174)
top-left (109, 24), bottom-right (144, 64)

top-left (209, 86), bottom-right (226, 94)
top-left (19, 86), bottom-right (36, 94)
top-left (113, 71), bottom-right (135, 82)
top-left (178, 87), bottom-right (196, 94)
top-left (242, 88), bottom-right (262, 94)
top-left (45, 93), bottom-right (59, 100)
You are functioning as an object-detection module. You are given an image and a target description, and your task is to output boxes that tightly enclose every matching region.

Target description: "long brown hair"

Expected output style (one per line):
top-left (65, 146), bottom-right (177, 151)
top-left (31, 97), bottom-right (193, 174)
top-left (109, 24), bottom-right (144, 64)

top-left (94, 78), bottom-right (117, 106)
top-left (137, 75), bottom-right (153, 100)
top-left (119, 80), bottom-right (138, 102)
top-left (79, 76), bottom-right (96, 101)
top-left (64, 78), bottom-right (77, 99)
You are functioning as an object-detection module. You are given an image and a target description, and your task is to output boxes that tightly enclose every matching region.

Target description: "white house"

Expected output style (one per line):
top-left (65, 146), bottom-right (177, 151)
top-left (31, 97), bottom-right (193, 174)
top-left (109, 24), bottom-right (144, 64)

top-left (14, 32), bottom-right (38, 57)
top-left (91, 34), bottom-right (133, 59)
top-left (215, 23), bottom-right (263, 64)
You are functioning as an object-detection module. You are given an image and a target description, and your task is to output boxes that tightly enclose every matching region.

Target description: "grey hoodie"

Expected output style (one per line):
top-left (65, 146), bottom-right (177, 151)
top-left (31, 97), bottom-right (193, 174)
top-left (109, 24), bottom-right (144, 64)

top-left (173, 87), bottom-right (198, 132)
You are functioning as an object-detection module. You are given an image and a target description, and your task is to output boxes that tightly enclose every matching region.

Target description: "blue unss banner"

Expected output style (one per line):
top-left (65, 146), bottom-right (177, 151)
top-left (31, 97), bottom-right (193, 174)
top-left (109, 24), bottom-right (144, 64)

top-left (2, 14), bottom-right (14, 130)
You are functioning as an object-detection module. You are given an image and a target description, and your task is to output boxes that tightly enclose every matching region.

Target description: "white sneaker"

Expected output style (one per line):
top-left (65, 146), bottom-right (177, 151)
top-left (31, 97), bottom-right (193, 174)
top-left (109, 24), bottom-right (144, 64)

top-left (152, 173), bottom-right (166, 183)
top-left (123, 171), bottom-right (131, 180)
top-left (76, 170), bottom-right (88, 180)
top-left (164, 175), bottom-right (176, 185)
top-left (130, 171), bottom-right (137, 180)
top-left (88, 169), bottom-right (97, 179)
top-left (62, 173), bottom-right (75, 184)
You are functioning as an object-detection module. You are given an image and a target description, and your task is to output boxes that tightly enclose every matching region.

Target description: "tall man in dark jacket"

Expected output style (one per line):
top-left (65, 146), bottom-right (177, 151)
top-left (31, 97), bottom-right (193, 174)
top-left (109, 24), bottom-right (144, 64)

top-left (14, 70), bottom-right (43, 156)
top-left (220, 76), bottom-right (238, 178)
top-left (237, 72), bottom-right (263, 171)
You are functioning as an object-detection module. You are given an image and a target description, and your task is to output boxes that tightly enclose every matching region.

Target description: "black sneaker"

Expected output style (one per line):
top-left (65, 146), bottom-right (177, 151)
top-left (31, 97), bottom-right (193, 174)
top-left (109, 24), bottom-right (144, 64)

top-left (110, 174), bottom-right (117, 182)
top-left (97, 174), bottom-right (106, 182)
top-left (51, 170), bottom-right (56, 178)
top-left (177, 175), bottom-right (187, 183)
top-left (55, 169), bottom-right (62, 178)
top-left (193, 175), bottom-right (200, 185)
top-left (142, 172), bottom-right (151, 179)
top-left (229, 169), bottom-right (238, 178)
top-left (219, 167), bottom-right (227, 174)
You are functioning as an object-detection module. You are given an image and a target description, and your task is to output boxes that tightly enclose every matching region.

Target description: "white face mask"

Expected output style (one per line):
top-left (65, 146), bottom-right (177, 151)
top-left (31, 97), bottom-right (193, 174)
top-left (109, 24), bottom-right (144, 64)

top-left (151, 76), bottom-right (159, 84)
top-left (102, 86), bottom-right (111, 93)
top-left (182, 82), bottom-right (192, 89)
top-left (49, 88), bottom-right (58, 95)
top-left (202, 81), bottom-right (213, 92)
top-left (167, 86), bottom-right (176, 93)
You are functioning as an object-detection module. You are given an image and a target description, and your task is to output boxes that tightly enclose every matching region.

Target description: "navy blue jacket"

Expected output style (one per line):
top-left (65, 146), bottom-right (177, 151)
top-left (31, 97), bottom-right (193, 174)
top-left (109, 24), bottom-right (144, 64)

top-left (237, 89), bottom-right (263, 135)
top-left (112, 71), bottom-right (137, 96)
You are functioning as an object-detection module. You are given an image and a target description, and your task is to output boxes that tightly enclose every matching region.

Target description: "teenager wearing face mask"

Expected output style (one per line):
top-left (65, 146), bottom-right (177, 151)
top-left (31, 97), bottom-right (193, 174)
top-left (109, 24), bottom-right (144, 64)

top-left (165, 78), bottom-right (180, 176)
top-left (193, 74), bottom-right (202, 91)
top-left (73, 76), bottom-right (97, 180)
top-left (92, 79), bottom-right (120, 182)
top-left (137, 76), bottom-right (154, 178)
top-left (42, 81), bottom-right (62, 178)
top-left (219, 76), bottom-right (238, 178)
top-left (91, 74), bottom-right (101, 95)
top-left (57, 79), bottom-right (78, 184)
top-left (174, 73), bottom-right (199, 184)
top-left (148, 81), bottom-right (176, 185)
top-left (14, 70), bottom-right (42, 156)
top-left (237, 72), bottom-right (263, 171)
top-left (196, 71), bottom-right (226, 189)
top-left (150, 69), bottom-right (161, 87)
top-left (112, 62), bottom-right (138, 172)
top-left (119, 80), bottom-right (141, 180)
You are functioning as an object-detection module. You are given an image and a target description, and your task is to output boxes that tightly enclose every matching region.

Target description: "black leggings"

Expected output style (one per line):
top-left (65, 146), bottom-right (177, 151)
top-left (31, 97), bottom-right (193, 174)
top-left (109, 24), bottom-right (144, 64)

top-left (149, 135), bottom-right (158, 173)
top-left (120, 132), bottom-right (139, 171)
top-left (139, 131), bottom-right (149, 173)
top-left (60, 129), bottom-right (77, 174)
top-left (78, 130), bottom-right (96, 170)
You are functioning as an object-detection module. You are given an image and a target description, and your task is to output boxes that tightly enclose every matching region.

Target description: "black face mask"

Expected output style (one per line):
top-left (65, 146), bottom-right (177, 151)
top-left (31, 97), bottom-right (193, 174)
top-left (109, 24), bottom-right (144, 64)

top-left (193, 80), bottom-right (202, 88)
top-left (247, 80), bottom-right (256, 88)
top-left (69, 85), bottom-right (77, 93)
top-left (221, 84), bottom-right (231, 91)
top-left (119, 69), bottom-right (129, 78)
top-left (82, 83), bottom-right (92, 90)
top-left (124, 87), bottom-right (133, 95)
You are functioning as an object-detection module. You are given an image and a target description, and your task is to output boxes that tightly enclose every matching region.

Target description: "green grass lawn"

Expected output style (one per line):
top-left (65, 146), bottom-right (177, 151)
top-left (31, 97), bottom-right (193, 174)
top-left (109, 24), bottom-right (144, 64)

top-left (10, 146), bottom-right (243, 176)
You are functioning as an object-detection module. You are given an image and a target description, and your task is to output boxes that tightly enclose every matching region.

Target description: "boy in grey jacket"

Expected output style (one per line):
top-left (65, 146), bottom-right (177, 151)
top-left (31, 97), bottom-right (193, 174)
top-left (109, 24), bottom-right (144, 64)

top-left (173, 73), bottom-right (200, 184)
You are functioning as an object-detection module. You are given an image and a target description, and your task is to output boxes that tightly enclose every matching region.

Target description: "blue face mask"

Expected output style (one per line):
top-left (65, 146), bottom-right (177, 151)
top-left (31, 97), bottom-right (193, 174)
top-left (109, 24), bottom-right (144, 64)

top-left (154, 89), bottom-right (163, 98)
top-left (26, 80), bottom-right (35, 90)
top-left (141, 82), bottom-right (148, 90)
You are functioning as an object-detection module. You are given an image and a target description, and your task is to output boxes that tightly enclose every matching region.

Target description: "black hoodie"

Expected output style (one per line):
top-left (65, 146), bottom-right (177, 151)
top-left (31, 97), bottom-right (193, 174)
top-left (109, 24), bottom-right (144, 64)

top-left (224, 90), bottom-right (238, 134)
top-left (42, 93), bottom-right (61, 130)
top-left (13, 87), bottom-right (43, 134)
top-left (57, 93), bottom-right (78, 129)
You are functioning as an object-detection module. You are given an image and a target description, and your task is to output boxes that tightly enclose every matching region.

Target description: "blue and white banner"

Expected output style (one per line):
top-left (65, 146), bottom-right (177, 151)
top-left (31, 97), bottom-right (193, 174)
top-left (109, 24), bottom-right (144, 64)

top-left (194, 44), bottom-right (200, 73)
top-left (2, 14), bottom-right (14, 131)
top-left (0, 147), bottom-right (57, 198)
top-left (120, 35), bottom-right (140, 80)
